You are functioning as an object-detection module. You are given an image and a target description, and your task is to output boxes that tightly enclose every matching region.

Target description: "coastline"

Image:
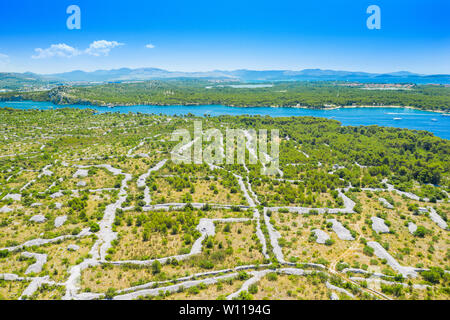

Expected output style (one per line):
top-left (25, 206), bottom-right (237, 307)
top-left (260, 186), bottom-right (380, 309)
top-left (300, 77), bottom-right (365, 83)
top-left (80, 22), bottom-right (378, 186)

top-left (56, 102), bottom-right (450, 114)
top-left (283, 104), bottom-right (447, 114)
top-left (1, 98), bottom-right (449, 114)
top-left (339, 105), bottom-right (447, 114)
top-left (2, 99), bottom-right (449, 140)
top-left (70, 100), bottom-right (450, 114)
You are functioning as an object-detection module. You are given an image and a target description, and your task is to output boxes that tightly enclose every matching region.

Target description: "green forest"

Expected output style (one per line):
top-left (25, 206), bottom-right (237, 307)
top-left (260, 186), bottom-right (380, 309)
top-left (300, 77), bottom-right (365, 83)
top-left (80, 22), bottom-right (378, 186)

top-left (1, 80), bottom-right (449, 111)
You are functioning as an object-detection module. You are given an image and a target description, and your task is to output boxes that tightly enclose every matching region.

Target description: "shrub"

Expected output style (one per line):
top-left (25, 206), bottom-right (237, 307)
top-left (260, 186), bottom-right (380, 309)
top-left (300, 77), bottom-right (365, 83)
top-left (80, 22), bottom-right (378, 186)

top-left (205, 237), bottom-right (214, 249)
top-left (188, 286), bottom-right (200, 295)
top-left (105, 288), bottom-right (117, 299)
top-left (89, 222), bottom-right (100, 233)
top-left (267, 273), bottom-right (278, 281)
top-left (315, 258), bottom-right (330, 266)
top-left (183, 234), bottom-right (192, 245)
top-left (199, 260), bottom-right (214, 269)
top-left (336, 262), bottom-right (348, 272)
top-left (248, 284), bottom-right (258, 294)
top-left (413, 226), bottom-right (431, 238)
top-left (363, 245), bottom-right (374, 257)
top-left (380, 283), bottom-right (403, 297)
top-left (0, 250), bottom-right (9, 258)
top-left (151, 260), bottom-right (162, 274)
top-left (236, 291), bottom-right (253, 300)
top-left (421, 267), bottom-right (444, 284)
top-left (238, 271), bottom-right (250, 280)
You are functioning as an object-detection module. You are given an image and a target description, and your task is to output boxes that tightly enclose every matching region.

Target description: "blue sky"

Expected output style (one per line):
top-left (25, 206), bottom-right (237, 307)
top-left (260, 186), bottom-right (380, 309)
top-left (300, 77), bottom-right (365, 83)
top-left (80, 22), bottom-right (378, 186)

top-left (0, 0), bottom-right (448, 74)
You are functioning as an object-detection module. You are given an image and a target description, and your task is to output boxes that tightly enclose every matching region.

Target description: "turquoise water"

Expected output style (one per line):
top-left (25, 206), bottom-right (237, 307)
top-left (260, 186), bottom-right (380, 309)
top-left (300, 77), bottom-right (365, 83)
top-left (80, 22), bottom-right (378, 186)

top-left (2, 101), bottom-right (449, 140)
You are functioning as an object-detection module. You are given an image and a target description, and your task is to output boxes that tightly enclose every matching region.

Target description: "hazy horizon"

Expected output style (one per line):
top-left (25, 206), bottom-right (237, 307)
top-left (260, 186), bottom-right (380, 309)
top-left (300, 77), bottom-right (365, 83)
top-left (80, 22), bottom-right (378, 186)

top-left (0, 0), bottom-right (449, 74)
top-left (8, 67), bottom-right (446, 77)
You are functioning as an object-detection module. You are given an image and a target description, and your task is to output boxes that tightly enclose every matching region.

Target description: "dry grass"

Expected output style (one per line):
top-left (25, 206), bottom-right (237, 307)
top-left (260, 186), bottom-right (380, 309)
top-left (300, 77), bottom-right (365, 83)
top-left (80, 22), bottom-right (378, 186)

top-left (0, 280), bottom-right (30, 300)
top-left (252, 274), bottom-right (331, 300)
top-left (153, 278), bottom-right (246, 300)
top-left (152, 178), bottom-right (244, 205)
top-left (272, 211), bottom-right (355, 266)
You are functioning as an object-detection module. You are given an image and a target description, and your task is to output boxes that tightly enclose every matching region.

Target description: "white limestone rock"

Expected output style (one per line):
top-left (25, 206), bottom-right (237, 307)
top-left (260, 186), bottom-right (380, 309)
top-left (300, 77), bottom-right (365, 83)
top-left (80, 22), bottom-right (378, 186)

top-left (378, 197), bottom-right (394, 209)
top-left (20, 276), bottom-right (51, 299)
top-left (326, 281), bottom-right (354, 298)
top-left (22, 252), bottom-right (47, 275)
top-left (0, 273), bottom-right (20, 281)
top-left (408, 222), bottom-right (417, 234)
top-left (312, 229), bottom-right (330, 244)
top-left (67, 244), bottom-right (80, 251)
top-left (418, 207), bottom-right (428, 213)
top-left (327, 219), bottom-right (354, 240)
top-left (371, 217), bottom-right (390, 234)
top-left (77, 180), bottom-right (87, 187)
top-left (29, 215), bottom-right (47, 223)
top-left (54, 215), bottom-right (67, 228)
top-left (50, 191), bottom-right (63, 199)
top-left (41, 169), bottom-right (53, 177)
top-left (73, 169), bottom-right (89, 178)
top-left (136, 153), bottom-right (149, 158)
top-left (0, 206), bottom-right (12, 213)
top-left (3, 193), bottom-right (21, 202)
top-left (428, 207), bottom-right (448, 230)
top-left (367, 241), bottom-right (418, 278)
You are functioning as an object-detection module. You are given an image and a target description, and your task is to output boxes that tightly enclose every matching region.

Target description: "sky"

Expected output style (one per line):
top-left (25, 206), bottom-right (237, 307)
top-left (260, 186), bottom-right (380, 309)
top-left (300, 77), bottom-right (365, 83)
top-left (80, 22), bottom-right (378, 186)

top-left (0, 0), bottom-right (449, 74)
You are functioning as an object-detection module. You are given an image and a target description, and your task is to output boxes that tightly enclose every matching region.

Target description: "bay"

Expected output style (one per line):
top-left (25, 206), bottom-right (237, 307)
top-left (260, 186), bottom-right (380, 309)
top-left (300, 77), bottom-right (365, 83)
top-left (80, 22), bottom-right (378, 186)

top-left (2, 101), bottom-right (449, 140)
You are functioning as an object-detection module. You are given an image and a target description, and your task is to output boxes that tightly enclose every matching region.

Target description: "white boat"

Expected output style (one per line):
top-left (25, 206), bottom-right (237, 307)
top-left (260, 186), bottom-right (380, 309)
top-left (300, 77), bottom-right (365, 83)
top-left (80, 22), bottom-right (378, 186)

top-left (431, 118), bottom-right (437, 122)
top-left (393, 117), bottom-right (402, 120)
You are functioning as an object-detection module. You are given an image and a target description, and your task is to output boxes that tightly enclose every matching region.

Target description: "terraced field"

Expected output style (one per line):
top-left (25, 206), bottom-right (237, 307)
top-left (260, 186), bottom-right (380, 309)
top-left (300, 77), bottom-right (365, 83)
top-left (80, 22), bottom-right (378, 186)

top-left (0, 108), bottom-right (448, 300)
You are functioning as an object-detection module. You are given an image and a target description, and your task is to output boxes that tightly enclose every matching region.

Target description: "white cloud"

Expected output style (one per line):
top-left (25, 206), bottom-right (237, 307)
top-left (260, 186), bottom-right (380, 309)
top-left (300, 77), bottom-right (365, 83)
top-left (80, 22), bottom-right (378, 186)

top-left (32, 44), bottom-right (80, 59)
top-left (0, 53), bottom-right (9, 64)
top-left (31, 40), bottom-right (124, 59)
top-left (85, 40), bottom-right (124, 56)
top-left (145, 44), bottom-right (155, 49)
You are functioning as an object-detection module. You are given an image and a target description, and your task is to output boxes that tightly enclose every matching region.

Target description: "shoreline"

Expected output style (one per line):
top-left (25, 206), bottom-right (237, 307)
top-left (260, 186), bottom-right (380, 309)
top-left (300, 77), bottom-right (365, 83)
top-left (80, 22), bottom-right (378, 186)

top-left (340, 105), bottom-right (447, 114)
top-left (279, 104), bottom-right (447, 114)
top-left (1, 100), bottom-right (448, 140)
top-left (1, 98), bottom-right (448, 114)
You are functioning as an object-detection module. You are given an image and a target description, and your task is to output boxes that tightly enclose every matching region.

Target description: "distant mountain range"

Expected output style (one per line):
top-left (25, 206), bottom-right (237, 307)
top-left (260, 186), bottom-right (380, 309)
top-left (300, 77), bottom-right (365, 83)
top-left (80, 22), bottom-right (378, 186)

top-left (0, 72), bottom-right (63, 90)
top-left (46, 68), bottom-right (450, 83)
top-left (1, 68), bottom-right (449, 89)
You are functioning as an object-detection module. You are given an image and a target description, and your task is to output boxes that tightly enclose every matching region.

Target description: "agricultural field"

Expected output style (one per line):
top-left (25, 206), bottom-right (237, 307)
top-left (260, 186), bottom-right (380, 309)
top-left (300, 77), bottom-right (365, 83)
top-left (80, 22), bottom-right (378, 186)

top-left (0, 108), bottom-right (448, 300)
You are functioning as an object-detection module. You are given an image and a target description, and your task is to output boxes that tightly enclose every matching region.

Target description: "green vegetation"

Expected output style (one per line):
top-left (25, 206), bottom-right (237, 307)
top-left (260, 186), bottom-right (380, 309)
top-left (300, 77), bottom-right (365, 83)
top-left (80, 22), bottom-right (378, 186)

top-left (1, 80), bottom-right (449, 111)
top-left (0, 107), bottom-right (448, 301)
